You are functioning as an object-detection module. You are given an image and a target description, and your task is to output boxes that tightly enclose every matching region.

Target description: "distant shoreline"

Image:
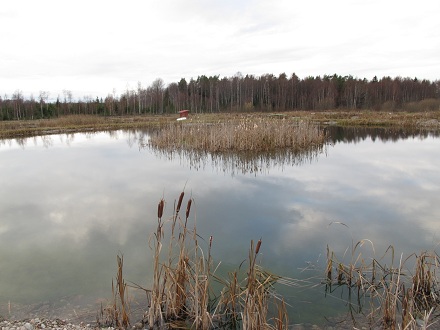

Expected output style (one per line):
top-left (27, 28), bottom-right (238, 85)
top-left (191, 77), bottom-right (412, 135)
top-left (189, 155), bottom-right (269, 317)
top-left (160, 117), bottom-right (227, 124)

top-left (1, 110), bottom-right (439, 139)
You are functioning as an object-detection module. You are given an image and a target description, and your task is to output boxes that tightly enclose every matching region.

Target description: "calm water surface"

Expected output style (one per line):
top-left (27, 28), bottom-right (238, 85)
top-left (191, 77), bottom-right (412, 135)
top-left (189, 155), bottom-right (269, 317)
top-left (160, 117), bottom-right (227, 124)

top-left (0, 128), bottom-right (439, 325)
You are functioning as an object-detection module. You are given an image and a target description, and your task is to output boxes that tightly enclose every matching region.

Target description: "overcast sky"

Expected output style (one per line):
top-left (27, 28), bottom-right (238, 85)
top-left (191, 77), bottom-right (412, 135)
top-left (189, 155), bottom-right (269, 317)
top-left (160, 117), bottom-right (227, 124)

top-left (1, 0), bottom-right (439, 100)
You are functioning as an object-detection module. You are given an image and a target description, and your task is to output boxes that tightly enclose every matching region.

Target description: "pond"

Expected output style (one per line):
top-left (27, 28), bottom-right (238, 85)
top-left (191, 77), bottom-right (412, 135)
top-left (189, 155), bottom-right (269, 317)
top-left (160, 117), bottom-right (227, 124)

top-left (0, 127), bottom-right (439, 326)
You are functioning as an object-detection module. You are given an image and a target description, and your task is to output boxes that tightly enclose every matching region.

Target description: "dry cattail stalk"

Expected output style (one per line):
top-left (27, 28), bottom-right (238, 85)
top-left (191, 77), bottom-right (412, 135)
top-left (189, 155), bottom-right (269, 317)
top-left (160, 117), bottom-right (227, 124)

top-left (157, 199), bottom-right (165, 219)
top-left (255, 238), bottom-right (262, 255)
top-left (186, 199), bottom-right (192, 219)
top-left (176, 191), bottom-right (184, 214)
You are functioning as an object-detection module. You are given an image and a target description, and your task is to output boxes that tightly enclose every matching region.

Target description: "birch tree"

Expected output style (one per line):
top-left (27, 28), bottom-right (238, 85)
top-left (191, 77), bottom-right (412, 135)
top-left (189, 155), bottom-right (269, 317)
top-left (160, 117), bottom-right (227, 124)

top-left (39, 91), bottom-right (49, 118)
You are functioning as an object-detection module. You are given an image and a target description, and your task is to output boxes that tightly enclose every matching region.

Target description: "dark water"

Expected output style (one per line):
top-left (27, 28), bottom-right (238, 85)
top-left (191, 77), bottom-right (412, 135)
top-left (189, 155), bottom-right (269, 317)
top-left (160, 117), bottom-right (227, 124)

top-left (0, 128), bottom-right (439, 325)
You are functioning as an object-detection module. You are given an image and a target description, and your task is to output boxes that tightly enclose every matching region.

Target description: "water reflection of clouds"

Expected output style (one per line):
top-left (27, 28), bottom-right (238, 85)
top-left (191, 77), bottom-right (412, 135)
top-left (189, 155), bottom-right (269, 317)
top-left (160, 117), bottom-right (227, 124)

top-left (300, 137), bottom-right (440, 255)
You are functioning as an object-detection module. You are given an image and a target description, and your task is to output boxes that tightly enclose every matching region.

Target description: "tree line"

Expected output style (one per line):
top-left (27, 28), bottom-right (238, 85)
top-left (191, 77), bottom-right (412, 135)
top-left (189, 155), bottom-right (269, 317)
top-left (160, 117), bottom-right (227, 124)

top-left (1, 73), bottom-right (439, 120)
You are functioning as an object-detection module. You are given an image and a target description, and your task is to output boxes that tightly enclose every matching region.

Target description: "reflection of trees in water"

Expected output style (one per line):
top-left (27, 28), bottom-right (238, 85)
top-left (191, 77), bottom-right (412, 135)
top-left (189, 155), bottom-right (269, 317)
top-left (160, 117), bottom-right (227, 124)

top-left (0, 134), bottom-right (57, 149)
top-left (326, 126), bottom-right (440, 144)
top-left (148, 146), bottom-right (326, 176)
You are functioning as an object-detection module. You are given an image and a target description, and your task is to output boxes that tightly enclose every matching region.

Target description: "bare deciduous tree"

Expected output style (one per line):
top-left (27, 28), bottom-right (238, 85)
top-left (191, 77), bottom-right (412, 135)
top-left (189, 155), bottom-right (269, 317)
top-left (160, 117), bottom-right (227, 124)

top-left (151, 78), bottom-right (164, 114)
top-left (39, 91), bottom-right (49, 118)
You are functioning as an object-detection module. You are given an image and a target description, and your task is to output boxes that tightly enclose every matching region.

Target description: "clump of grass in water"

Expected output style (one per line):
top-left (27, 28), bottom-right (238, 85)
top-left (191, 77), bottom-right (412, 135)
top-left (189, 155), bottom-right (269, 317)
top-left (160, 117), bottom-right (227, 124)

top-left (97, 254), bottom-right (131, 328)
top-left (101, 191), bottom-right (290, 329)
top-left (148, 193), bottom-right (290, 329)
top-left (148, 116), bottom-right (326, 153)
top-left (325, 234), bottom-right (440, 329)
top-left (147, 117), bottom-right (327, 176)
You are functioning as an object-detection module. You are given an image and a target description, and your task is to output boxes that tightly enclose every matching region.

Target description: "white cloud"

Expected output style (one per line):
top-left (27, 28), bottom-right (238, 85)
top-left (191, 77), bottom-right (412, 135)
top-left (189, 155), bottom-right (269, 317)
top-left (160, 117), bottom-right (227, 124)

top-left (1, 0), bottom-right (439, 99)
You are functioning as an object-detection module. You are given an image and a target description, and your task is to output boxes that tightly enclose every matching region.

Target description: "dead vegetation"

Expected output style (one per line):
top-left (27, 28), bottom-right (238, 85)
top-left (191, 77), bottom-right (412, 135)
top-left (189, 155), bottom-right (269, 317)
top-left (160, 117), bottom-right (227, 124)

top-left (148, 116), bottom-right (326, 153)
top-left (98, 192), bottom-right (290, 329)
top-left (146, 116), bottom-right (327, 175)
top-left (1, 110), bottom-right (440, 140)
top-left (96, 196), bottom-right (440, 330)
top-left (325, 238), bottom-right (440, 329)
top-left (0, 115), bottom-right (167, 139)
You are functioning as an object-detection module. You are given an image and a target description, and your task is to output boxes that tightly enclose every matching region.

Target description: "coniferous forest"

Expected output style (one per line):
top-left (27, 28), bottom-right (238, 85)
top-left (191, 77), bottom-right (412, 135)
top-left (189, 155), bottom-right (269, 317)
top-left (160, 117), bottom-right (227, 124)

top-left (1, 73), bottom-right (439, 120)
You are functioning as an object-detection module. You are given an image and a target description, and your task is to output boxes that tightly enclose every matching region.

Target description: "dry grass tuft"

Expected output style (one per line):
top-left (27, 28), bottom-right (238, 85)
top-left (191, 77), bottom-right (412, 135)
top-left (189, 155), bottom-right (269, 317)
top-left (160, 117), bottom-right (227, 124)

top-left (147, 117), bottom-right (327, 175)
top-left (98, 254), bottom-right (131, 328)
top-left (326, 242), bottom-right (440, 329)
top-left (98, 192), bottom-right (291, 329)
top-left (148, 117), bottom-right (326, 153)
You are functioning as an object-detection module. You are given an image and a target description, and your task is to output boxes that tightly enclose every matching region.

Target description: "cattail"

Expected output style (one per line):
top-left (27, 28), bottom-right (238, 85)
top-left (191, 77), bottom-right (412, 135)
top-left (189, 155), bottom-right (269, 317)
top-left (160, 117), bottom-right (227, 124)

top-left (157, 199), bottom-right (165, 219)
top-left (176, 192), bottom-right (184, 214)
top-left (372, 259), bottom-right (376, 284)
top-left (185, 199), bottom-right (192, 219)
top-left (209, 235), bottom-right (213, 248)
top-left (255, 238), bottom-right (262, 255)
top-left (337, 263), bottom-right (344, 284)
top-left (326, 258), bottom-right (333, 282)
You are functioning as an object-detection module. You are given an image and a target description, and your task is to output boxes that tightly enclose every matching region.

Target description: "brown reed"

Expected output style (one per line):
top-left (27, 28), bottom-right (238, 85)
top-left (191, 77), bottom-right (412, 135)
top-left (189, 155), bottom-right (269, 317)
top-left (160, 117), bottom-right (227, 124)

top-left (98, 193), bottom-right (440, 329)
top-left (116, 254), bottom-right (130, 328)
top-left (98, 254), bottom-right (131, 328)
top-left (2, 110), bottom-right (439, 140)
top-left (325, 244), bottom-right (440, 329)
top-left (147, 199), bottom-right (166, 329)
top-left (100, 192), bottom-right (292, 329)
top-left (148, 117), bottom-right (326, 153)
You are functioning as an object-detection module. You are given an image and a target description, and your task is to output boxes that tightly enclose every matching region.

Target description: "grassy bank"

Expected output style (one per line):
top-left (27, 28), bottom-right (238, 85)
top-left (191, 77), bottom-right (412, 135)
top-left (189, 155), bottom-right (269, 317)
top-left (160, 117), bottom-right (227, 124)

top-left (0, 115), bottom-right (169, 139)
top-left (1, 110), bottom-right (440, 139)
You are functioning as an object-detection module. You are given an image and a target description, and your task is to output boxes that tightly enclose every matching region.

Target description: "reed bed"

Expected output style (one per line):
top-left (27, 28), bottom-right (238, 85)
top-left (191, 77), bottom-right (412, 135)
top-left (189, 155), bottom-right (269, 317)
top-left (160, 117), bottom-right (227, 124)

top-left (100, 192), bottom-right (291, 329)
top-left (325, 241), bottom-right (440, 329)
top-left (148, 117), bottom-right (326, 153)
top-left (147, 116), bottom-right (327, 176)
